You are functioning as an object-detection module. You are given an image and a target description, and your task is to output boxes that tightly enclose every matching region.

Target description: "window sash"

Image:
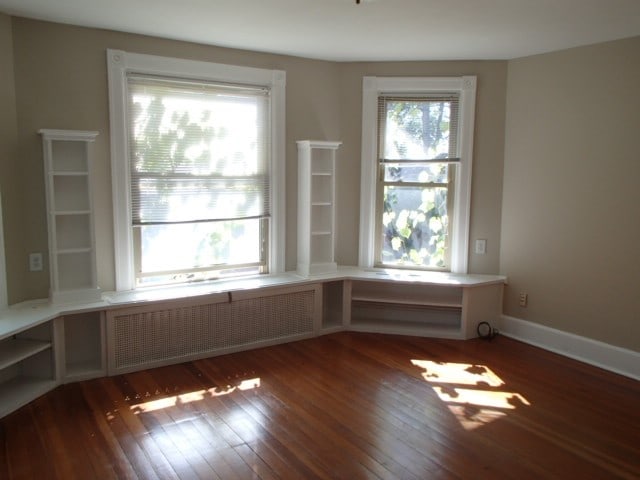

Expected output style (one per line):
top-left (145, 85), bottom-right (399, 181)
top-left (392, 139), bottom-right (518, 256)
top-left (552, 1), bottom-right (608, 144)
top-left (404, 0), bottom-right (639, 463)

top-left (375, 94), bottom-right (459, 270)
top-left (132, 217), bottom-right (269, 286)
top-left (377, 94), bottom-right (460, 162)
top-left (126, 73), bottom-right (271, 286)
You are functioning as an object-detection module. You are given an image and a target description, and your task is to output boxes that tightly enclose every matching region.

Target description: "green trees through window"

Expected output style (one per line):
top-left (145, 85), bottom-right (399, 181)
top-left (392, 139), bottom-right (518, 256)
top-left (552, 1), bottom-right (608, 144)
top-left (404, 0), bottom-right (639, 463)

top-left (128, 77), bottom-right (270, 286)
top-left (378, 97), bottom-right (458, 269)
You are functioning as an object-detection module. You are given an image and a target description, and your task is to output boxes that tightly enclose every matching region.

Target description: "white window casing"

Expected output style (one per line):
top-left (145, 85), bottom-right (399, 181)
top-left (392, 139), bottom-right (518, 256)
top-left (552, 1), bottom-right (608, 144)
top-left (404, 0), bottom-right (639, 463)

top-left (359, 76), bottom-right (476, 274)
top-left (0, 189), bottom-right (7, 308)
top-left (107, 49), bottom-right (286, 291)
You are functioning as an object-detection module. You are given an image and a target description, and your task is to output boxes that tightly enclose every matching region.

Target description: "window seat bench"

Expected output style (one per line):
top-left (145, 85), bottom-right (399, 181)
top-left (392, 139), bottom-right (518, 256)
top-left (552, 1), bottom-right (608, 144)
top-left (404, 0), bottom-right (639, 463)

top-left (0, 266), bottom-right (505, 418)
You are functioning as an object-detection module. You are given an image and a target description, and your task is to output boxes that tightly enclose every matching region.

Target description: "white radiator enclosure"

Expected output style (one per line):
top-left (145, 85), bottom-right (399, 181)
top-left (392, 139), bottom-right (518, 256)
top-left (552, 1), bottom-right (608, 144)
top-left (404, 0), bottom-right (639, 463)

top-left (106, 284), bottom-right (321, 375)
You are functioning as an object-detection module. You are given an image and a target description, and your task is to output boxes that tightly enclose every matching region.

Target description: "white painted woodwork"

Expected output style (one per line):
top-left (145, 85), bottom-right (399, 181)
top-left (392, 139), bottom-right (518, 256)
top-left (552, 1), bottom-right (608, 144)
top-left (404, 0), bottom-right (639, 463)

top-left (359, 76), bottom-right (476, 273)
top-left (0, 267), bottom-right (506, 418)
top-left (297, 140), bottom-right (341, 276)
top-left (40, 129), bottom-right (101, 304)
top-left (107, 49), bottom-right (287, 290)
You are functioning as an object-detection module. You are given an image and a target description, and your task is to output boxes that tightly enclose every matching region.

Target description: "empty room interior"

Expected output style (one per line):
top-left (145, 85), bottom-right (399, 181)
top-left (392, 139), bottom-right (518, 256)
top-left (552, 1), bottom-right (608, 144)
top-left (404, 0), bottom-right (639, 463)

top-left (0, 0), bottom-right (639, 478)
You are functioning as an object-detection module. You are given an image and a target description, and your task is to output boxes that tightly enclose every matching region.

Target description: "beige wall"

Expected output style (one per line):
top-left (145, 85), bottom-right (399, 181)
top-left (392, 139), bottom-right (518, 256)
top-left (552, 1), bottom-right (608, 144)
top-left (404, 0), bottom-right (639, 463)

top-left (0, 14), bottom-right (23, 303)
top-left (4, 16), bottom-right (507, 302)
top-left (2, 13), bottom-right (637, 356)
top-left (501, 36), bottom-right (640, 352)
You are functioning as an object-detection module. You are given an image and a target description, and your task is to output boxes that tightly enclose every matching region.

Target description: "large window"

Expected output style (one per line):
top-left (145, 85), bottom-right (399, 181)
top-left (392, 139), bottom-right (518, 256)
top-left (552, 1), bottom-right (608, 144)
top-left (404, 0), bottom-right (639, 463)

top-left (108, 50), bottom-right (285, 290)
top-left (360, 77), bottom-right (476, 273)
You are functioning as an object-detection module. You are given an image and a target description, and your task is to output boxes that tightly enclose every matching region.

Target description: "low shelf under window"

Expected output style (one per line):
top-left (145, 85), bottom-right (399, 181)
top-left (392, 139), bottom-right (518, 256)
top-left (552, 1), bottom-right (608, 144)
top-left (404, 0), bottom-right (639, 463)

top-left (0, 321), bottom-right (56, 418)
top-left (62, 311), bottom-right (105, 381)
top-left (322, 281), bottom-right (344, 331)
top-left (350, 301), bottom-right (462, 336)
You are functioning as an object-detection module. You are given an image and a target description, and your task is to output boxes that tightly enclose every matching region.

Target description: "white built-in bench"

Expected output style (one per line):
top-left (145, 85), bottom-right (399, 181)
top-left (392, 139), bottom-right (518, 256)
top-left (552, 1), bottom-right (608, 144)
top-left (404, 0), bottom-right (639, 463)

top-left (0, 267), bottom-right (505, 418)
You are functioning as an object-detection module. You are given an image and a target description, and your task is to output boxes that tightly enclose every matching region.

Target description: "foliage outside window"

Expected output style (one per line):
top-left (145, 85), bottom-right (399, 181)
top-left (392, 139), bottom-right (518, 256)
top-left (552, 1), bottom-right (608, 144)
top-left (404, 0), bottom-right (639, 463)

top-left (127, 76), bottom-right (271, 286)
top-left (360, 76), bottom-right (475, 274)
top-left (377, 95), bottom-right (459, 270)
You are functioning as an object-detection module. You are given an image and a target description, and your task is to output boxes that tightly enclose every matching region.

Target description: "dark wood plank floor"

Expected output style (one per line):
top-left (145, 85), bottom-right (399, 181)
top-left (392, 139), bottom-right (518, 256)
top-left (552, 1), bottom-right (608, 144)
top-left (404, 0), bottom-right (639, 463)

top-left (1, 332), bottom-right (639, 479)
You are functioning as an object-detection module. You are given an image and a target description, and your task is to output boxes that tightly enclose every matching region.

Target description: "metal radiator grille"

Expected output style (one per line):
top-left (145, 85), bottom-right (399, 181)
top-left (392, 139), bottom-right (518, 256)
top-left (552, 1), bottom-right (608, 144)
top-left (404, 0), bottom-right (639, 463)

top-left (111, 289), bottom-right (315, 371)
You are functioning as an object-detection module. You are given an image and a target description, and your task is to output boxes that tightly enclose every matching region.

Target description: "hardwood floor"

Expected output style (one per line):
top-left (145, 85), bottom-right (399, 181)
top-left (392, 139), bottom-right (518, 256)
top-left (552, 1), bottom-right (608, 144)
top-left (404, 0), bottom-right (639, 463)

top-left (1, 332), bottom-right (638, 479)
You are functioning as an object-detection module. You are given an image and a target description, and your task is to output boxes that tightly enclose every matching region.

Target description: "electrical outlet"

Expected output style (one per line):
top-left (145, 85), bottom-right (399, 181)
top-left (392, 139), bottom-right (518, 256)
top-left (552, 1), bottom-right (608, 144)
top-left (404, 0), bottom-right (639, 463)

top-left (475, 239), bottom-right (487, 255)
top-left (29, 252), bottom-right (43, 272)
top-left (519, 292), bottom-right (528, 307)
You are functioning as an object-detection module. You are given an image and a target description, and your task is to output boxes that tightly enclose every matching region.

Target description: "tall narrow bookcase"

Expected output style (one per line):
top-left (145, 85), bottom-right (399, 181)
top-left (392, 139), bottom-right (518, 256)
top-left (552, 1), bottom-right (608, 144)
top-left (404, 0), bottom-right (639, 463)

top-left (297, 140), bottom-right (341, 276)
top-left (40, 129), bottom-right (101, 304)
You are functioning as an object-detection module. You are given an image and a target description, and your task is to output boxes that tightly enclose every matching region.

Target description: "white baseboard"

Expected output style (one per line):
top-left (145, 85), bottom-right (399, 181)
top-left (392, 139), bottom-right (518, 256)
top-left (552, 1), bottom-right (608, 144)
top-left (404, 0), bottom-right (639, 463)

top-left (499, 315), bottom-right (640, 381)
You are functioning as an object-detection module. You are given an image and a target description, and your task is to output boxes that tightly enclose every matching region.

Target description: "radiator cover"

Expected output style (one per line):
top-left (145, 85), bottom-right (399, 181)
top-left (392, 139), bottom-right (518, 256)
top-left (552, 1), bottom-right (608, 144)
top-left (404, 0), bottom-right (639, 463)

top-left (107, 286), bottom-right (317, 375)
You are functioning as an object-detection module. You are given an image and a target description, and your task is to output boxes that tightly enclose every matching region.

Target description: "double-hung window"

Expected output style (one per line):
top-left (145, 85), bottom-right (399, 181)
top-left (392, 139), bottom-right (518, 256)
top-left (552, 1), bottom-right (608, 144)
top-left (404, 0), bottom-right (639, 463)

top-left (108, 50), bottom-right (285, 290)
top-left (360, 76), bottom-right (476, 273)
top-left (128, 76), bottom-right (270, 286)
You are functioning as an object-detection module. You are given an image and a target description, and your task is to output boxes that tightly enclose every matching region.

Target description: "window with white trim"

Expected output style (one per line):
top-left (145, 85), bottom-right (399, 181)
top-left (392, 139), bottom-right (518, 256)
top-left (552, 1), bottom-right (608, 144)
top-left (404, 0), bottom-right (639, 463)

top-left (359, 76), bottom-right (476, 273)
top-left (107, 50), bottom-right (286, 290)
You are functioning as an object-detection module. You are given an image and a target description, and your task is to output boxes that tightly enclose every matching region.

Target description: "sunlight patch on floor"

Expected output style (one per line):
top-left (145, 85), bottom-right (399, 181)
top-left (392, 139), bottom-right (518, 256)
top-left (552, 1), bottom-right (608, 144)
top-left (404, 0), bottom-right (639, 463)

top-left (130, 377), bottom-right (261, 414)
top-left (411, 360), bottom-right (530, 430)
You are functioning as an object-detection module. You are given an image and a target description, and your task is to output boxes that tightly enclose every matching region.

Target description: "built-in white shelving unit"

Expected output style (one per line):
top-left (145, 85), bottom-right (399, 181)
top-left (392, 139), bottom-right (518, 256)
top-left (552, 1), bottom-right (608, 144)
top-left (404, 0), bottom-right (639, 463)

top-left (0, 267), bottom-right (505, 419)
top-left (345, 273), bottom-right (504, 339)
top-left (297, 140), bottom-right (341, 276)
top-left (0, 319), bottom-right (56, 418)
top-left (55, 311), bottom-right (106, 383)
top-left (321, 280), bottom-right (348, 333)
top-left (40, 129), bottom-right (101, 304)
top-left (349, 280), bottom-right (464, 337)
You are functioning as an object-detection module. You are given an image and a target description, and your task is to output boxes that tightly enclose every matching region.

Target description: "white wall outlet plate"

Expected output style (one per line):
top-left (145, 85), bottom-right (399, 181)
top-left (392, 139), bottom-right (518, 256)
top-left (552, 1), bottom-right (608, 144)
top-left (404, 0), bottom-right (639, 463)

top-left (475, 239), bottom-right (487, 255)
top-left (29, 252), bottom-right (43, 272)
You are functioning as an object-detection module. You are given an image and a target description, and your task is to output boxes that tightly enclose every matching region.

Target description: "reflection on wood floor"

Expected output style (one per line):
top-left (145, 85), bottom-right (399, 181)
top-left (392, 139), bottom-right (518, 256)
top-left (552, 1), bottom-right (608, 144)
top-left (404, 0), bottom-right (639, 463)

top-left (1, 332), bottom-right (639, 479)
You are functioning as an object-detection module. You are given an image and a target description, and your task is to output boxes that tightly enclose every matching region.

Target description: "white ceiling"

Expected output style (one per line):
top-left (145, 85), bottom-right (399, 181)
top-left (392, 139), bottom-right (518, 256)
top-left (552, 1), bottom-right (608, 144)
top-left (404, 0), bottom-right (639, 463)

top-left (1, 0), bottom-right (639, 61)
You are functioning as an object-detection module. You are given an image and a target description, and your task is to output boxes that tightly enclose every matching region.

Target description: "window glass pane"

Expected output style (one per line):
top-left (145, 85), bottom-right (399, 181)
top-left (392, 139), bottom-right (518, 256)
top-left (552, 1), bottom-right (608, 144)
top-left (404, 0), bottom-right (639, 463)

top-left (382, 100), bottom-right (454, 161)
top-left (138, 218), bottom-right (262, 284)
top-left (381, 186), bottom-right (449, 268)
top-left (383, 162), bottom-right (449, 183)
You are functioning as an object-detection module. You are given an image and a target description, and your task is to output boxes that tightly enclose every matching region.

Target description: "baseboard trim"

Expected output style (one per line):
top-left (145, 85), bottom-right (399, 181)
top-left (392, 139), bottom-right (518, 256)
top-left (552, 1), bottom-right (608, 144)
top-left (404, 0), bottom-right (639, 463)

top-left (499, 315), bottom-right (640, 381)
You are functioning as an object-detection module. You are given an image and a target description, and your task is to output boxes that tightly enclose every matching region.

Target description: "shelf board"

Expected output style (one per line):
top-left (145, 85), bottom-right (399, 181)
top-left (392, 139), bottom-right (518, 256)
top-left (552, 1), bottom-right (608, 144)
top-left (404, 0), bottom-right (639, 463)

top-left (311, 231), bottom-right (332, 236)
top-left (0, 377), bottom-right (58, 418)
top-left (65, 361), bottom-right (104, 382)
top-left (311, 202), bottom-right (332, 206)
top-left (320, 324), bottom-right (344, 334)
top-left (51, 171), bottom-right (88, 176)
top-left (0, 339), bottom-right (52, 370)
top-left (349, 319), bottom-right (463, 339)
top-left (351, 296), bottom-right (462, 309)
top-left (53, 210), bottom-right (91, 216)
top-left (311, 172), bottom-right (332, 176)
top-left (56, 247), bottom-right (92, 255)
